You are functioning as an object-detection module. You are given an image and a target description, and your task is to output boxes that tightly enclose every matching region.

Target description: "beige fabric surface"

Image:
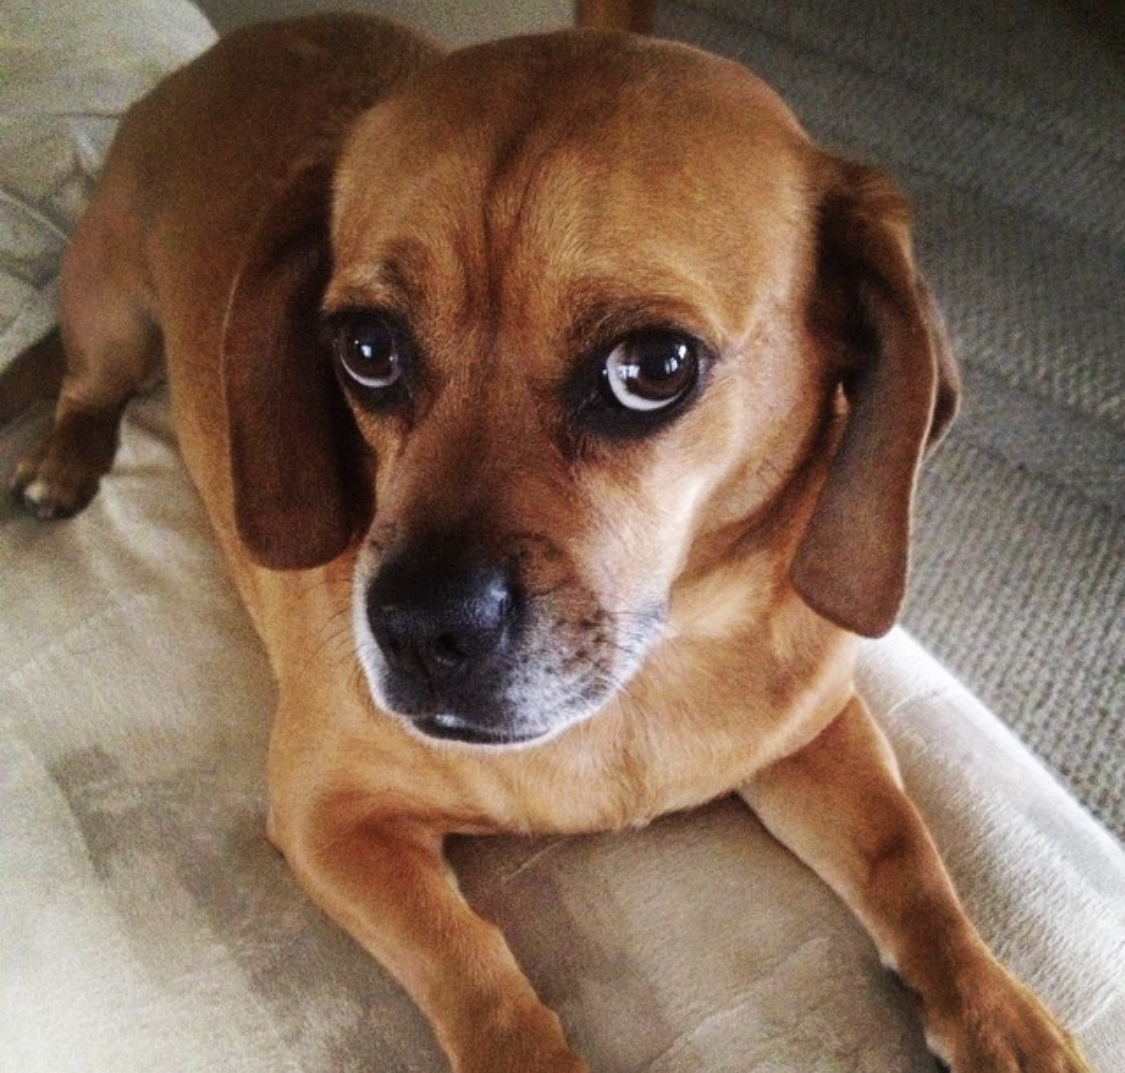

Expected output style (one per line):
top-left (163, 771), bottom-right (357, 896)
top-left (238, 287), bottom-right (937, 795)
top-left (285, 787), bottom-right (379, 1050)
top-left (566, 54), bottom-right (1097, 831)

top-left (2, 388), bottom-right (1124, 1073)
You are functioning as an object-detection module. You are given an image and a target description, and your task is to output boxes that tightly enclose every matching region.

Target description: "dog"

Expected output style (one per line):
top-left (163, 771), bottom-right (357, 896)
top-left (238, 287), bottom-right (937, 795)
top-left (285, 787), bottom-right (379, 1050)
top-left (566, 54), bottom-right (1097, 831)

top-left (3, 15), bottom-right (1090, 1073)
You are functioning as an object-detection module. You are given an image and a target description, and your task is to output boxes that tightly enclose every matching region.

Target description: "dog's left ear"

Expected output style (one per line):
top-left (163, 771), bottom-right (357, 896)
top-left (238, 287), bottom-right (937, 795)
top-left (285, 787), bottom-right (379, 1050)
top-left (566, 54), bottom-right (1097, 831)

top-left (791, 158), bottom-right (960, 637)
top-left (222, 162), bottom-right (371, 570)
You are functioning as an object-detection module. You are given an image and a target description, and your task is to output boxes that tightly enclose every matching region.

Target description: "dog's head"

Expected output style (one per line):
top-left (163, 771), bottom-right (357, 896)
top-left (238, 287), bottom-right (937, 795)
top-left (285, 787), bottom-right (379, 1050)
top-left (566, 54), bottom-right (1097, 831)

top-left (222, 32), bottom-right (958, 746)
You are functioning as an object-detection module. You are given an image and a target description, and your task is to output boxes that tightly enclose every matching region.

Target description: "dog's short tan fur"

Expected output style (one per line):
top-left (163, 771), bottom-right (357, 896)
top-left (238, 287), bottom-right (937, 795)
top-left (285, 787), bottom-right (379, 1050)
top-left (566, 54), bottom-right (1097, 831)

top-left (6, 16), bottom-right (1088, 1073)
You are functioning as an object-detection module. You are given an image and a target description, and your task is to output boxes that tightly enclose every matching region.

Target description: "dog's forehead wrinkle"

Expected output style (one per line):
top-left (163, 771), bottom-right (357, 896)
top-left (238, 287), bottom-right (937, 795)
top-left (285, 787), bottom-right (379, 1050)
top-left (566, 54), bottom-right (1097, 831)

top-left (327, 247), bottom-right (429, 309)
top-left (560, 283), bottom-right (731, 358)
top-left (336, 87), bottom-right (815, 382)
top-left (494, 184), bottom-right (808, 362)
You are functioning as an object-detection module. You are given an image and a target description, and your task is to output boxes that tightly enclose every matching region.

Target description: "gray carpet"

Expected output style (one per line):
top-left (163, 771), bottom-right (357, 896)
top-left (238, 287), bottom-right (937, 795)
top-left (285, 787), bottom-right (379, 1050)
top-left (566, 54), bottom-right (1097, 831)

top-left (655, 0), bottom-right (1124, 839)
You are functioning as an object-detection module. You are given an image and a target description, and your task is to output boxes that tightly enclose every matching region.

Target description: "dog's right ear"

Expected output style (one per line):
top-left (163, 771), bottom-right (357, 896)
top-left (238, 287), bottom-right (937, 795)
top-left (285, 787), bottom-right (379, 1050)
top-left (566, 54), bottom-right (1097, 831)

top-left (790, 159), bottom-right (960, 637)
top-left (221, 162), bottom-right (371, 570)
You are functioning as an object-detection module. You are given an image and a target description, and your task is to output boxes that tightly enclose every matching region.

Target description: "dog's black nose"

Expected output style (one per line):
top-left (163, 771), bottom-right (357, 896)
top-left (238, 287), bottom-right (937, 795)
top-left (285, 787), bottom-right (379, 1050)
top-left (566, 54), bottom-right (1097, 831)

top-left (365, 550), bottom-right (519, 690)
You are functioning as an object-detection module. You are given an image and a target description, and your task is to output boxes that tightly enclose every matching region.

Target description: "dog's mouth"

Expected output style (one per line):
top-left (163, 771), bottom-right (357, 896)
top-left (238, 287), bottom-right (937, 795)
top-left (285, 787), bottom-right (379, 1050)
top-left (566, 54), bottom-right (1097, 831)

top-left (413, 713), bottom-right (546, 747)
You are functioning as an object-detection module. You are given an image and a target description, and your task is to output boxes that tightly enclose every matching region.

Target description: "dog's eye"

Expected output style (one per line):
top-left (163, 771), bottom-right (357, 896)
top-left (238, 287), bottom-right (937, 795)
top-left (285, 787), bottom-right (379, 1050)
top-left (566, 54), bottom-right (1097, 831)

top-left (332, 314), bottom-right (403, 390)
top-left (601, 331), bottom-right (698, 412)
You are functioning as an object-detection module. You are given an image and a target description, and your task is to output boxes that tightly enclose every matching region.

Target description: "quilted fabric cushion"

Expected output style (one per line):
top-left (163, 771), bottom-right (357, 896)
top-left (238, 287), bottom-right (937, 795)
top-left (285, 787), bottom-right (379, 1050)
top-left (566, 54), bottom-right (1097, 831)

top-left (0, 0), bottom-right (215, 367)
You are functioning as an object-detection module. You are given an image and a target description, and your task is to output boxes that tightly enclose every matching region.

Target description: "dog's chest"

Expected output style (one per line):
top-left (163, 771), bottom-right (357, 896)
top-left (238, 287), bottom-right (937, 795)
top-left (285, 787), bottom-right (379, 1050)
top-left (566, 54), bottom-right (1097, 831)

top-left (406, 691), bottom-right (826, 837)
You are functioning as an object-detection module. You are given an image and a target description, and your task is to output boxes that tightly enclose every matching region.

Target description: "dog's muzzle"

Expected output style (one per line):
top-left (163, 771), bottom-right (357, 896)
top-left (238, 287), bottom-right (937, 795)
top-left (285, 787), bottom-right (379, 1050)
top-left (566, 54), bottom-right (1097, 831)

top-left (362, 544), bottom-right (536, 744)
top-left (355, 528), bottom-right (663, 746)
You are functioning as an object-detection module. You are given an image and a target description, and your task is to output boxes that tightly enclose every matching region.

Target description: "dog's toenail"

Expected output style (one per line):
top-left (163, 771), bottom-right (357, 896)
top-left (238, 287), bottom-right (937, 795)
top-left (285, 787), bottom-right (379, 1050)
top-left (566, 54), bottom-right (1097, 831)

top-left (23, 478), bottom-right (50, 504)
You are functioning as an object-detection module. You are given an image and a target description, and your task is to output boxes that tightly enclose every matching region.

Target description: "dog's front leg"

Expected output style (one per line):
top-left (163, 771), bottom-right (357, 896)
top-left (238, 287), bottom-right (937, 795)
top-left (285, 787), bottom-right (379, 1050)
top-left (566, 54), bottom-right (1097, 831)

top-left (739, 696), bottom-right (1090, 1073)
top-left (273, 803), bottom-right (588, 1073)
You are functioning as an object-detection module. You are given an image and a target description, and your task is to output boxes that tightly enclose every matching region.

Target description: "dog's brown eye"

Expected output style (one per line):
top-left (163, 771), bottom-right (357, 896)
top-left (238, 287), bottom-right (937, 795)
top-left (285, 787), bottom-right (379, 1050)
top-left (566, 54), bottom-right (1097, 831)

top-left (332, 315), bottom-right (403, 390)
top-left (602, 332), bottom-right (698, 412)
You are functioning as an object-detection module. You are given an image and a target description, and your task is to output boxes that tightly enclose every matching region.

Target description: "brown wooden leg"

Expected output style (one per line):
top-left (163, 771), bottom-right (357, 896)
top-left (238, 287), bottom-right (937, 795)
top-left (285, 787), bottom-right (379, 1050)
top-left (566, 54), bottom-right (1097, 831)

top-left (576, 0), bottom-right (656, 34)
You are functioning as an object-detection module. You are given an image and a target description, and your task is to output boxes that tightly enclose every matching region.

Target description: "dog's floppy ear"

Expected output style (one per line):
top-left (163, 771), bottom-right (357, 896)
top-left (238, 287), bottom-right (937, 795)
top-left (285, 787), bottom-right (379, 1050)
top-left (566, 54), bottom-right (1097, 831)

top-left (222, 161), bottom-right (371, 570)
top-left (791, 159), bottom-right (960, 637)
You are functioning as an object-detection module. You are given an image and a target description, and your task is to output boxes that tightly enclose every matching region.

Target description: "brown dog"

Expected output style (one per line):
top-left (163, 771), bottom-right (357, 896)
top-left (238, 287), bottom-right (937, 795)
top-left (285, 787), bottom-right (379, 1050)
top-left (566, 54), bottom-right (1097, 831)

top-left (5, 15), bottom-right (1089, 1073)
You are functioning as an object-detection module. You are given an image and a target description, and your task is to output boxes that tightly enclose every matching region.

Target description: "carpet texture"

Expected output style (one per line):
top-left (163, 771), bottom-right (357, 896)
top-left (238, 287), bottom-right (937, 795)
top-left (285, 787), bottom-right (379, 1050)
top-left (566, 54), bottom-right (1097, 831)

top-left (654, 0), bottom-right (1124, 840)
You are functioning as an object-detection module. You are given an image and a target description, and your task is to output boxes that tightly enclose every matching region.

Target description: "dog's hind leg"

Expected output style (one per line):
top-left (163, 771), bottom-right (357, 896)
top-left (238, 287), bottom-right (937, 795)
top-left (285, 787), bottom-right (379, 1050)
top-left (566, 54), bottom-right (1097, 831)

top-left (9, 184), bottom-right (158, 519)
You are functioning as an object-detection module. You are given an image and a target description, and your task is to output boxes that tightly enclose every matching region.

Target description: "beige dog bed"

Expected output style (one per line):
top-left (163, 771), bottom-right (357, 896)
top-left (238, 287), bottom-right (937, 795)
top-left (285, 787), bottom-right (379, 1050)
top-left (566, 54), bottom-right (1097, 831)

top-left (2, 3), bottom-right (1122, 1071)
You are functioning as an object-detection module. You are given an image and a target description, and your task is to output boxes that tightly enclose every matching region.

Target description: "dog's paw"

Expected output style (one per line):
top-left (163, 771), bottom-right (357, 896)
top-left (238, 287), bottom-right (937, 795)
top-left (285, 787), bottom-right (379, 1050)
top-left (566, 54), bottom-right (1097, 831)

top-left (450, 1001), bottom-right (590, 1073)
top-left (453, 1038), bottom-right (589, 1073)
top-left (456, 1050), bottom-right (588, 1073)
top-left (8, 409), bottom-right (121, 520)
top-left (10, 447), bottom-right (100, 519)
top-left (924, 967), bottom-right (1090, 1073)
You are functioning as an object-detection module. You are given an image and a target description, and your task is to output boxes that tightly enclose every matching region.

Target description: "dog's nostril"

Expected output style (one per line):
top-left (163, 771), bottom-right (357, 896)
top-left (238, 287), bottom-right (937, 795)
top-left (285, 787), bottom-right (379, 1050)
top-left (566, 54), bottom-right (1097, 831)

top-left (431, 631), bottom-right (470, 667)
top-left (365, 553), bottom-right (520, 687)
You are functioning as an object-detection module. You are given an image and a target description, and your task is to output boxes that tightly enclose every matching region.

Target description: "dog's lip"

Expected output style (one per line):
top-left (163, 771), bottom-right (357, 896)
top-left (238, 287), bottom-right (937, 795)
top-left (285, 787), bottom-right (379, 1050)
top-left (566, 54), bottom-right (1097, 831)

top-left (414, 713), bottom-right (544, 747)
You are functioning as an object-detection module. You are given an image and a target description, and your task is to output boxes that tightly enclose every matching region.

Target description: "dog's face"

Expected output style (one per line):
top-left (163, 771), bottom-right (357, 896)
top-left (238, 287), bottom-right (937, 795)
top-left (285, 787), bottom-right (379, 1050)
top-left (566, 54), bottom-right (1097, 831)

top-left (222, 33), bottom-right (957, 746)
top-left (326, 39), bottom-right (824, 745)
